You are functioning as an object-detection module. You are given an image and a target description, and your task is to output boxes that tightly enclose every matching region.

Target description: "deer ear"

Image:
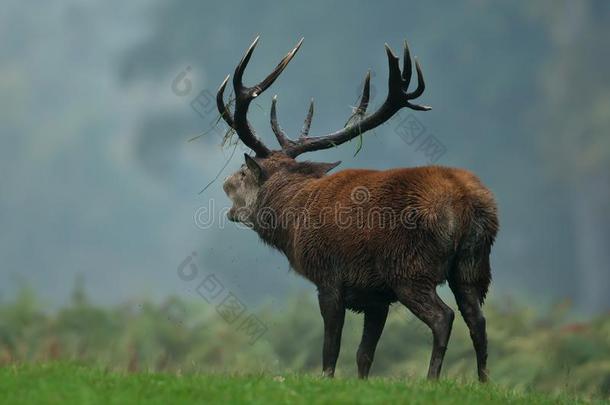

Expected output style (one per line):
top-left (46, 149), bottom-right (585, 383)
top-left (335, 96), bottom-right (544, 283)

top-left (244, 154), bottom-right (267, 183)
top-left (315, 161), bottom-right (342, 174)
top-left (296, 160), bottom-right (341, 177)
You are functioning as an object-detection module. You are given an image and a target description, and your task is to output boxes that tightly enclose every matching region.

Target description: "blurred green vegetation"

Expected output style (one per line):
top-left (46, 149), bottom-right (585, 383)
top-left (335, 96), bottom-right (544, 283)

top-left (1, 283), bottom-right (609, 400)
top-left (1, 363), bottom-right (597, 405)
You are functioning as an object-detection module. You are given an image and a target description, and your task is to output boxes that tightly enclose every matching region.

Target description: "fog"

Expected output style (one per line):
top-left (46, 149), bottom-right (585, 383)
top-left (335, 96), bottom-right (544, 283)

top-left (1, 0), bottom-right (609, 313)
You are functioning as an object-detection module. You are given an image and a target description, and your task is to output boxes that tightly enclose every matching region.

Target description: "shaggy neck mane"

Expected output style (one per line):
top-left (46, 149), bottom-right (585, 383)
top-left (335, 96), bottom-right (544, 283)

top-left (251, 169), bottom-right (321, 262)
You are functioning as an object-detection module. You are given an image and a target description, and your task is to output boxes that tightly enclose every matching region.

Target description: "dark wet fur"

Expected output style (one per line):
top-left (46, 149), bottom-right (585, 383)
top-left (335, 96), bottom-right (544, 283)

top-left (244, 154), bottom-right (498, 381)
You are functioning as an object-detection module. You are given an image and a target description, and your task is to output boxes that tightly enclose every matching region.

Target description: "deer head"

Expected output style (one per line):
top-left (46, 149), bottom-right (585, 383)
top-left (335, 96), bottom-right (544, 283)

top-left (219, 36), bottom-right (430, 223)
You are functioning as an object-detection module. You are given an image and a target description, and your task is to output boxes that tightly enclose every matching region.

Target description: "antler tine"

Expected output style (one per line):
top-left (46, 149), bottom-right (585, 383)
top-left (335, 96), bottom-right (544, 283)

top-left (402, 40), bottom-right (412, 89)
top-left (384, 43), bottom-right (402, 90)
top-left (233, 36), bottom-right (260, 94)
top-left (270, 95), bottom-right (293, 149)
top-left (282, 39), bottom-right (431, 158)
top-left (406, 58), bottom-right (426, 99)
top-left (216, 74), bottom-right (234, 128)
top-left (233, 36), bottom-right (303, 98)
top-left (300, 99), bottom-right (315, 138)
top-left (405, 100), bottom-right (431, 111)
top-left (255, 38), bottom-right (304, 97)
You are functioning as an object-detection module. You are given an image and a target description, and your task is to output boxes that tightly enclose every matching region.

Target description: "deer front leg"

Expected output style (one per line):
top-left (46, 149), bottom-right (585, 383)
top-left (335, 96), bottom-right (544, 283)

top-left (318, 286), bottom-right (345, 378)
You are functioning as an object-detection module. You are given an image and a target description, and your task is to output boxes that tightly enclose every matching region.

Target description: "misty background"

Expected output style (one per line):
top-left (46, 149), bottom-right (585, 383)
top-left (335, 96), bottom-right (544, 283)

top-left (1, 0), bottom-right (609, 314)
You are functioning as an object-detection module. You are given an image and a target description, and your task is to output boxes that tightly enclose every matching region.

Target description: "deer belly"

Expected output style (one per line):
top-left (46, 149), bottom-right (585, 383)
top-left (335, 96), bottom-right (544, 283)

top-left (343, 287), bottom-right (397, 313)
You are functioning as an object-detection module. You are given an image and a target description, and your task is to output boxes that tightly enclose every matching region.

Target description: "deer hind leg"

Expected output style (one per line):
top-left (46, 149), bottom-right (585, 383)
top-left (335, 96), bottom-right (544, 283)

top-left (317, 286), bottom-right (346, 378)
top-left (394, 281), bottom-right (454, 380)
top-left (357, 304), bottom-right (389, 379)
top-left (449, 250), bottom-right (492, 382)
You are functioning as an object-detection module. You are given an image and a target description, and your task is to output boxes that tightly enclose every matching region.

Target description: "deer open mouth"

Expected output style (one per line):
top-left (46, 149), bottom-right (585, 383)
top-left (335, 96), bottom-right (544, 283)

top-left (227, 206), bottom-right (238, 222)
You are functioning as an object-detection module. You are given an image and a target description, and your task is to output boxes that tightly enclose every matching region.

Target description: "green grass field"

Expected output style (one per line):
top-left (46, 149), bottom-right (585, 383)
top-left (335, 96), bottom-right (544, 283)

top-left (0, 363), bottom-right (604, 405)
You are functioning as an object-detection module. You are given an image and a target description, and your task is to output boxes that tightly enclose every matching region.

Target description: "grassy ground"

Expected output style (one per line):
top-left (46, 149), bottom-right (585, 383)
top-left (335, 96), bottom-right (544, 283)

top-left (0, 363), bottom-right (604, 405)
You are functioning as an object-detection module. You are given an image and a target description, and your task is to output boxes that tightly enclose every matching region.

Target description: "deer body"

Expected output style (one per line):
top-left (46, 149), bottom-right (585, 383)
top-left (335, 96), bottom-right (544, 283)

top-left (216, 37), bottom-right (498, 381)
top-left (251, 162), bottom-right (496, 295)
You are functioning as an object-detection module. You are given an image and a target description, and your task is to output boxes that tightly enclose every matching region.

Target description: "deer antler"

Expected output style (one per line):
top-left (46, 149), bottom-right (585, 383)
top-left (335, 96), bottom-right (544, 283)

top-left (279, 40), bottom-right (430, 157)
top-left (216, 36), bottom-right (303, 157)
top-left (217, 38), bottom-right (430, 158)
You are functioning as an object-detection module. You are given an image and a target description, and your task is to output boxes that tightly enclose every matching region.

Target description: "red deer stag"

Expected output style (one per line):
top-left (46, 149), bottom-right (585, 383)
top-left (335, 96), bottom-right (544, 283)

top-left (218, 37), bottom-right (498, 381)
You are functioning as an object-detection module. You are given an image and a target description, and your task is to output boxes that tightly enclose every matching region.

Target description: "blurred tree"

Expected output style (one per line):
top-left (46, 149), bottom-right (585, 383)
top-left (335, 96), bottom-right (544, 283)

top-left (535, 1), bottom-right (610, 311)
